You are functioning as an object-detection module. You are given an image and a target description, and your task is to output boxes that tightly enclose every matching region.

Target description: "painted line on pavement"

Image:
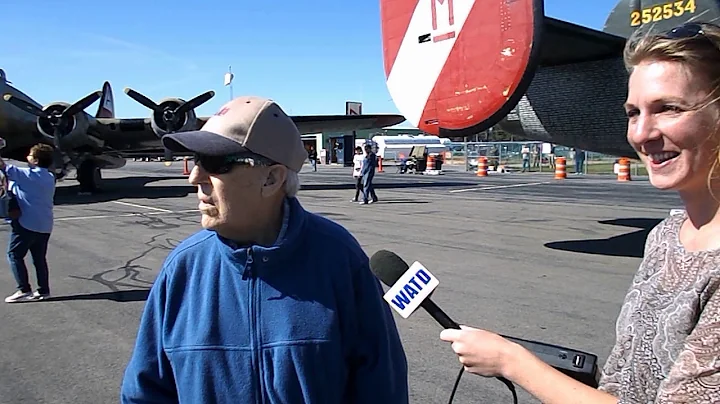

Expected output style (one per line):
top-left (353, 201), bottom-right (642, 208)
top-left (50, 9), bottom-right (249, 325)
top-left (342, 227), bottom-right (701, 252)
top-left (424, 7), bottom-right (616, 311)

top-left (449, 181), bottom-right (551, 193)
top-left (112, 201), bottom-right (173, 213)
top-left (56, 209), bottom-right (198, 222)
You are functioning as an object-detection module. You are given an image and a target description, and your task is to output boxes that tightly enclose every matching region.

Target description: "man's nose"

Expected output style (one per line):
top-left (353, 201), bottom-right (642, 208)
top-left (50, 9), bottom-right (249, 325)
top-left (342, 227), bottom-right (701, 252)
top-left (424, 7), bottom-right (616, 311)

top-left (188, 164), bottom-right (207, 185)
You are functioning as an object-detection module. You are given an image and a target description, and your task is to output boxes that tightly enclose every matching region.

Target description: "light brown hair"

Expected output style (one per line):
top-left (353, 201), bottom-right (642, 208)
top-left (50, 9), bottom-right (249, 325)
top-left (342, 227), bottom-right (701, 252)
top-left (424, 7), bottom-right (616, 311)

top-left (623, 22), bottom-right (720, 190)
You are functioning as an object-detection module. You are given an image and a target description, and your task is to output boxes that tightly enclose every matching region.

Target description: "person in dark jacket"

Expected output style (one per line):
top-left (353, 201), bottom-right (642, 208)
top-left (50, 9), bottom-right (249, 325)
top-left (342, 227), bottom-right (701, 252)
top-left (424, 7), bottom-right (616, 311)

top-left (120, 96), bottom-right (408, 403)
top-left (307, 146), bottom-right (317, 171)
top-left (360, 144), bottom-right (378, 204)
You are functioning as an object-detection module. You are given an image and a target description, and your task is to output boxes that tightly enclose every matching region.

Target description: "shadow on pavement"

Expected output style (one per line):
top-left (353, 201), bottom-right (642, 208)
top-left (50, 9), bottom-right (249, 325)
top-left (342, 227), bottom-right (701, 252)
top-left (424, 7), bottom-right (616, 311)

top-left (46, 289), bottom-right (150, 303)
top-left (544, 218), bottom-right (663, 258)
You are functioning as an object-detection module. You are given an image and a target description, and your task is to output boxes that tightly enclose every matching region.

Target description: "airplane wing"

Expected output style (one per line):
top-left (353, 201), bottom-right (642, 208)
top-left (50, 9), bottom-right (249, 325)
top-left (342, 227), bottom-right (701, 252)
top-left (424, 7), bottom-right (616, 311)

top-left (90, 113), bottom-right (406, 156)
top-left (290, 114), bottom-right (406, 134)
top-left (538, 18), bottom-right (626, 67)
top-left (194, 113), bottom-right (407, 134)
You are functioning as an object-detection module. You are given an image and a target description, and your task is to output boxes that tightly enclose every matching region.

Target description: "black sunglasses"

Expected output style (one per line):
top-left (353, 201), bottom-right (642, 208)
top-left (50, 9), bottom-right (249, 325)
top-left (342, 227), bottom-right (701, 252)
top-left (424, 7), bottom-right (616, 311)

top-left (664, 22), bottom-right (706, 39)
top-left (193, 153), bottom-right (278, 175)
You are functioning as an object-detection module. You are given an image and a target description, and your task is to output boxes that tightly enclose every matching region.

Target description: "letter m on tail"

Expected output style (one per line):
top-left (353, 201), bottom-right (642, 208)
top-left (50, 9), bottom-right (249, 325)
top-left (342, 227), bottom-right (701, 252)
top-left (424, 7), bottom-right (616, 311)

top-left (431, 0), bottom-right (455, 31)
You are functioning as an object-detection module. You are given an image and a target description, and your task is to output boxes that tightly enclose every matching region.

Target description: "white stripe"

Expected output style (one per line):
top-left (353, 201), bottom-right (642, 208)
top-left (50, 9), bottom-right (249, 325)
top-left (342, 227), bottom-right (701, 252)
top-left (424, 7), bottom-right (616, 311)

top-left (112, 201), bottom-right (173, 212)
top-left (449, 181), bottom-right (550, 193)
top-left (386, 0), bottom-right (477, 126)
top-left (56, 209), bottom-right (197, 222)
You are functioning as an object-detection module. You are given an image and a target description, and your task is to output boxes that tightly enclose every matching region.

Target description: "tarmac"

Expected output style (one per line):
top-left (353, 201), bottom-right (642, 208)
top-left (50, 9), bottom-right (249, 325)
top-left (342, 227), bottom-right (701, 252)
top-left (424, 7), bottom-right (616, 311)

top-left (0, 161), bottom-right (682, 404)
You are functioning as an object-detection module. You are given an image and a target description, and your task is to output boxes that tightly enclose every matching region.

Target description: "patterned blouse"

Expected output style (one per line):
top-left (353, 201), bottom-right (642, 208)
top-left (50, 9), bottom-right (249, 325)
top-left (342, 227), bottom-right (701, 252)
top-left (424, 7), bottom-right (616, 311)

top-left (597, 211), bottom-right (720, 403)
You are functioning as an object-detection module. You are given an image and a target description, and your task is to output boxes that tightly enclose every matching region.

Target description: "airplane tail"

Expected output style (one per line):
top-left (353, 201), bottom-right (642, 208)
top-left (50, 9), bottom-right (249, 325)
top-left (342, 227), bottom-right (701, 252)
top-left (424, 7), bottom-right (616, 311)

top-left (95, 81), bottom-right (115, 118)
top-left (379, 0), bottom-right (720, 157)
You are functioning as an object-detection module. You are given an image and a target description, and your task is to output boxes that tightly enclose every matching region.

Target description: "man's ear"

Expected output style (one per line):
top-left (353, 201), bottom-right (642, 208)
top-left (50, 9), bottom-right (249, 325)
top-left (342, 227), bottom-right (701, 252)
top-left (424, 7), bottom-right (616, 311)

top-left (261, 165), bottom-right (287, 197)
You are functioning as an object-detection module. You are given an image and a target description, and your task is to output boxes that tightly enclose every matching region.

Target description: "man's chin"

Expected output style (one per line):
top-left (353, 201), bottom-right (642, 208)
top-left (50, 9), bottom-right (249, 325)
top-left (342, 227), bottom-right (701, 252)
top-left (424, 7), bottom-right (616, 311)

top-left (200, 212), bottom-right (220, 229)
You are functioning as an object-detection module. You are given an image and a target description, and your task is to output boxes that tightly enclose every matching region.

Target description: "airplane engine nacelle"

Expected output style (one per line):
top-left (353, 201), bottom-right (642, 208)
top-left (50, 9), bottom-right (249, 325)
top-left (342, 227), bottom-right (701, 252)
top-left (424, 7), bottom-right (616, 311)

top-left (149, 97), bottom-right (198, 137)
top-left (37, 102), bottom-right (90, 144)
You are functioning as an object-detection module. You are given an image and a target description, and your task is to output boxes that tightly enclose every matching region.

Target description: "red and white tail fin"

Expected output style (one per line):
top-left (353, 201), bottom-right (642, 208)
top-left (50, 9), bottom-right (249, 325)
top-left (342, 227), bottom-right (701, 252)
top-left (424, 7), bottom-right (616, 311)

top-left (380, 0), bottom-right (542, 137)
top-left (95, 81), bottom-right (115, 118)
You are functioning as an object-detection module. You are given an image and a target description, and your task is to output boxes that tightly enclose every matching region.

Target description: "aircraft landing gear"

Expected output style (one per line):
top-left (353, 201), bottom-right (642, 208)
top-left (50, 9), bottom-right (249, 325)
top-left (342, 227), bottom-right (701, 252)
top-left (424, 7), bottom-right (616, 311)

top-left (77, 159), bottom-right (101, 194)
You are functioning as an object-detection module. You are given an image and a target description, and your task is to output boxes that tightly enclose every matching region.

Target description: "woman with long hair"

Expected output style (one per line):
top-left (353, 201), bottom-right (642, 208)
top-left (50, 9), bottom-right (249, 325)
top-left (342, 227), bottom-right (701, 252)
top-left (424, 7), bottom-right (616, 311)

top-left (440, 22), bottom-right (720, 403)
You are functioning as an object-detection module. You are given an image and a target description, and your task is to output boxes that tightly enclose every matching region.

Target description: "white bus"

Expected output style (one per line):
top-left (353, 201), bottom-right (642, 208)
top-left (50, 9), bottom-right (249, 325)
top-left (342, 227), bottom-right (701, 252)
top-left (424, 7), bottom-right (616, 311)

top-left (371, 135), bottom-right (450, 161)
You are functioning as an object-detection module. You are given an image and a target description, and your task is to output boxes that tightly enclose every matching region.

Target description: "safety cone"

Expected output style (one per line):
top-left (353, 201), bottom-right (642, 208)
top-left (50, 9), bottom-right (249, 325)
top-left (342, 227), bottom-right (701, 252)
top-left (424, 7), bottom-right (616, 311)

top-left (183, 157), bottom-right (190, 175)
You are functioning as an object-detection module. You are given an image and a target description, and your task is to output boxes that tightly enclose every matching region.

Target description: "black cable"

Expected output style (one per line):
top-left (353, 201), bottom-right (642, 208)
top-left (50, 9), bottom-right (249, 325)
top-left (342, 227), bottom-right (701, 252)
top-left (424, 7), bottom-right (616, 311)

top-left (447, 366), bottom-right (518, 404)
top-left (447, 366), bottom-right (465, 404)
top-left (496, 376), bottom-right (518, 404)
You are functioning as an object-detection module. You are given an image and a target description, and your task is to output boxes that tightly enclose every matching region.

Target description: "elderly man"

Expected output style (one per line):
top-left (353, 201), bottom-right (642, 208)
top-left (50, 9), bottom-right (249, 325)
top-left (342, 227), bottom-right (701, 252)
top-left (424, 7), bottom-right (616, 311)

top-left (120, 96), bottom-right (409, 403)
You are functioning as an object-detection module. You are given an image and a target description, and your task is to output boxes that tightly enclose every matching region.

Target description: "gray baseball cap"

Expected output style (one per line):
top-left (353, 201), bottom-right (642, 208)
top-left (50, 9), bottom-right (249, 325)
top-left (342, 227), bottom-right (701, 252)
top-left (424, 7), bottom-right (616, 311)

top-left (162, 96), bottom-right (308, 172)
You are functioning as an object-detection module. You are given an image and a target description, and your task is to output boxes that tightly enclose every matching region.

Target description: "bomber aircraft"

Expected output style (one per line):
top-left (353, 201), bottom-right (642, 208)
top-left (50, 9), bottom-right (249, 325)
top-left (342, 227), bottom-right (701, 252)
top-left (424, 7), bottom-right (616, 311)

top-left (0, 69), bottom-right (405, 192)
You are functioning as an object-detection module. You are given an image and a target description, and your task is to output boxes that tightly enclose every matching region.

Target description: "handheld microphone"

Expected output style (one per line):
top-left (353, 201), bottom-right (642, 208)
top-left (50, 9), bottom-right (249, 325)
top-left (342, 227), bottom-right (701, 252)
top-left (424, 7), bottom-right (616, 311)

top-left (370, 249), bottom-right (459, 328)
top-left (369, 250), bottom-right (600, 402)
top-left (370, 249), bottom-right (517, 404)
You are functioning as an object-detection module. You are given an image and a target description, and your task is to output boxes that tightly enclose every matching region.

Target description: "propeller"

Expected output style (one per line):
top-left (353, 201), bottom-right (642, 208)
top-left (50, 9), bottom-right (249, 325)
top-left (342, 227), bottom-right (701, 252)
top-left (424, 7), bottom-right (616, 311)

top-left (3, 91), bottom-right (102, 148)
top-left (124, 88), bottom-right (215, 162)
top-left (2, 91), bottom-right (102, 177)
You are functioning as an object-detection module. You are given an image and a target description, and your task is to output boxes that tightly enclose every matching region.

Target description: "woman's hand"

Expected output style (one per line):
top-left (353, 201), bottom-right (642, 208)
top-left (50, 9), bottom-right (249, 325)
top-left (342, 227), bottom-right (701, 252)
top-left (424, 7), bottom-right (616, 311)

top-left (440, 325), bottom-right (518, 378)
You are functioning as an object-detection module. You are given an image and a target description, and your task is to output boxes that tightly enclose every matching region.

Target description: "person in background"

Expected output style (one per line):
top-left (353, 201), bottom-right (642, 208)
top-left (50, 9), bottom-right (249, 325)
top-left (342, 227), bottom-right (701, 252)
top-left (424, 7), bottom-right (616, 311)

top-left (351, 146), bottom-right (364, 202)
top-left (439, 22), bottom-right (720, 403)
top-left (548, 144), bottom-right (556, 169)
top-left (575, 148), bottom-right (586, 174)
top-left (307, 146), bottom-right (317, 172)
top-left (360, 143), bottom-right (378, 204)
top-left (521, 144), bottom-right (530, 172)
top-left (0, 143), bottom-right (56, 303)
top-left (120, 96), bottom-right (408, 403)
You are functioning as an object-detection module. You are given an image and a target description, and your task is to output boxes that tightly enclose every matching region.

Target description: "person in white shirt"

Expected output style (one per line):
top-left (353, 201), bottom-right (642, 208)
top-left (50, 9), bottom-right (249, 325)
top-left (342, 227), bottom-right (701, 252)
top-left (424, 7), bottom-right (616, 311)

top-left (351, 146), bottom-right (364, 202)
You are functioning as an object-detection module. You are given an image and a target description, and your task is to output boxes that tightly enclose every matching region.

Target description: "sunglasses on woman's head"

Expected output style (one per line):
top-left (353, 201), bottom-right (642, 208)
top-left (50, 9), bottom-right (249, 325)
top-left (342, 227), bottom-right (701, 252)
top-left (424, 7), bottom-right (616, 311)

top-left (193, 153), bottom-right (278, 175)
top-left (664, 22), bottom-right (706, 39)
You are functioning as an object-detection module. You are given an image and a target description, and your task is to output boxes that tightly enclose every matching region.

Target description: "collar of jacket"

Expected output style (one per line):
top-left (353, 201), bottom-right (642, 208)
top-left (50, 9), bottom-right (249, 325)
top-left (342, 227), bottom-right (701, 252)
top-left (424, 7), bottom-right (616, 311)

top-left (215, 197), bottom-right (306, 269)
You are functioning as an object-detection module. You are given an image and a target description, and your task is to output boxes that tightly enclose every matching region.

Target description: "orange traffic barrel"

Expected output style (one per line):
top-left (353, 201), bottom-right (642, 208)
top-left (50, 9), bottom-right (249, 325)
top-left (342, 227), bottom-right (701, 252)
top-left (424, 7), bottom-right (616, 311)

top-left (427, 154), bottom-right (436, 171)
top-left (618, 158), bottom-right (631, 181)
top-left (555, 157), bottom-right (566, 179)
top-left (476, 156), bottom-right (488, 177)
top-left (183, 157), bottom-right (191, 175)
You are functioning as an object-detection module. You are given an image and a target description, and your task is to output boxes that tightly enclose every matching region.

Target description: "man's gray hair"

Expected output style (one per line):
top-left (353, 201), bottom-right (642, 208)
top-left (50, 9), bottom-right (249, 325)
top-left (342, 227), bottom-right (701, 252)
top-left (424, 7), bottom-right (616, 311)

top-left (234, 152), bottom-right (300, 197)
top-left (284, 169), bottom-right (300, 198)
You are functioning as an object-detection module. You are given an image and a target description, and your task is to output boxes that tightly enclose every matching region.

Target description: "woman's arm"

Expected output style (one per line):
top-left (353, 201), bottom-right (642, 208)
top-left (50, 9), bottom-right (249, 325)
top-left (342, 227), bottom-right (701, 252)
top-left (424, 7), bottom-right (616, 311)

top-left (653, 288), bottom-right (720, 403)
top-left (441, 326), bottom-right (618, 404)
top-left (503, 340), bottom-right (618, 404)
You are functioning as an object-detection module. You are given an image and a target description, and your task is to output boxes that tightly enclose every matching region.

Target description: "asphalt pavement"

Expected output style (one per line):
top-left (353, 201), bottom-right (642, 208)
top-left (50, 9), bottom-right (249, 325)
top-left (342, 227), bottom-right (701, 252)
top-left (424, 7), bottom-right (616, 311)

top-left (0, 161), bottom-right (681, 404)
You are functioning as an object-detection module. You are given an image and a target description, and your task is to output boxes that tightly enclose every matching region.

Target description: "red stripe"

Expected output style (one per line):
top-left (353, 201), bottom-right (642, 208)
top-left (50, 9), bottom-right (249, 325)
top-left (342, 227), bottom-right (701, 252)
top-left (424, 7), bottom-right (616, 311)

top-left (381, 0), bottom-right (418, 78)
top-left (432, 31), bottom-right (455, 42)
top-left (418, 0), bottom-right (535, 134)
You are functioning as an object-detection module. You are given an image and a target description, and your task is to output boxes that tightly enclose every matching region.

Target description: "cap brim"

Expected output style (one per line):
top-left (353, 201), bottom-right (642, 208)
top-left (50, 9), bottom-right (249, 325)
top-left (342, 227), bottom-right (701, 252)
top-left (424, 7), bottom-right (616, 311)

top-left (162, 131), bottom-right (247, 156)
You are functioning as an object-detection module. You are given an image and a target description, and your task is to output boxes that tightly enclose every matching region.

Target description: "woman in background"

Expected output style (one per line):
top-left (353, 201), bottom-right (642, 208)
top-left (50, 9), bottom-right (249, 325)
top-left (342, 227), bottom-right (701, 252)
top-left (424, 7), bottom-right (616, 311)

top-left (440, 22), bottom-right (720, 403)
top-left (351, 146), bottom-right (364, 202)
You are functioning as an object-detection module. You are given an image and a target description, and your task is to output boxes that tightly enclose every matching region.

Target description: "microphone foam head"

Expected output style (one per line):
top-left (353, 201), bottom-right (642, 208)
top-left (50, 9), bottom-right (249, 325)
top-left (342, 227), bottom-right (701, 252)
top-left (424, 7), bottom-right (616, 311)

top-left (369, 250), bottom-right (410, 287)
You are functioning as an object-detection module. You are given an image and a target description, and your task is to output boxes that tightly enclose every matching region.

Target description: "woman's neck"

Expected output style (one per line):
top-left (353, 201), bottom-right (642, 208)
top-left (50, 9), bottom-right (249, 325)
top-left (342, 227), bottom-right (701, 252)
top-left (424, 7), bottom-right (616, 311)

top-left (678, 182), bottom-right (720, 251)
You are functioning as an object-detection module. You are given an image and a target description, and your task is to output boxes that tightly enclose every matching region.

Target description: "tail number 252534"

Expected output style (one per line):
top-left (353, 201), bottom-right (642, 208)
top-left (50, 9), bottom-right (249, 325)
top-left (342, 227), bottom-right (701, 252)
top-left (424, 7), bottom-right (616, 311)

top-left (630, 0), bottom-right (696, 27)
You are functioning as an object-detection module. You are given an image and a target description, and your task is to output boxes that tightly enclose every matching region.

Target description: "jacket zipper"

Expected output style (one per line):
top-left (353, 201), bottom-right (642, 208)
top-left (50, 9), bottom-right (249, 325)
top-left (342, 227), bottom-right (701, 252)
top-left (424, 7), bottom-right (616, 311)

top-left (246, 249), bottom-right (263, 404)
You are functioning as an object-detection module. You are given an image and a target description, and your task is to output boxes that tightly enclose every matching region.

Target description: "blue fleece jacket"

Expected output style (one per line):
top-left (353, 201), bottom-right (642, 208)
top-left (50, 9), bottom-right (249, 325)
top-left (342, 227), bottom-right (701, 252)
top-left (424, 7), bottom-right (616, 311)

top-left (120, 197), bottom-right (408, 403)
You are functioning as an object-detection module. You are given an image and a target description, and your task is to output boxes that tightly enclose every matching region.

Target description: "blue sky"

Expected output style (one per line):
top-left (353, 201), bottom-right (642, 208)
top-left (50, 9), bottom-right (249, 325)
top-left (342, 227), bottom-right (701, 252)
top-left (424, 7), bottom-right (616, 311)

top-left (3, 0), bottom-right (618, 128)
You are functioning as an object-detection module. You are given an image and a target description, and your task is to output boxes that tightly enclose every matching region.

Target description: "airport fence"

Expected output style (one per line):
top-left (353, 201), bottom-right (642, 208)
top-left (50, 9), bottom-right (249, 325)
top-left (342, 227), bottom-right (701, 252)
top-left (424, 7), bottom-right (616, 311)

top-left (435, 141), bottom-right (646, 176)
